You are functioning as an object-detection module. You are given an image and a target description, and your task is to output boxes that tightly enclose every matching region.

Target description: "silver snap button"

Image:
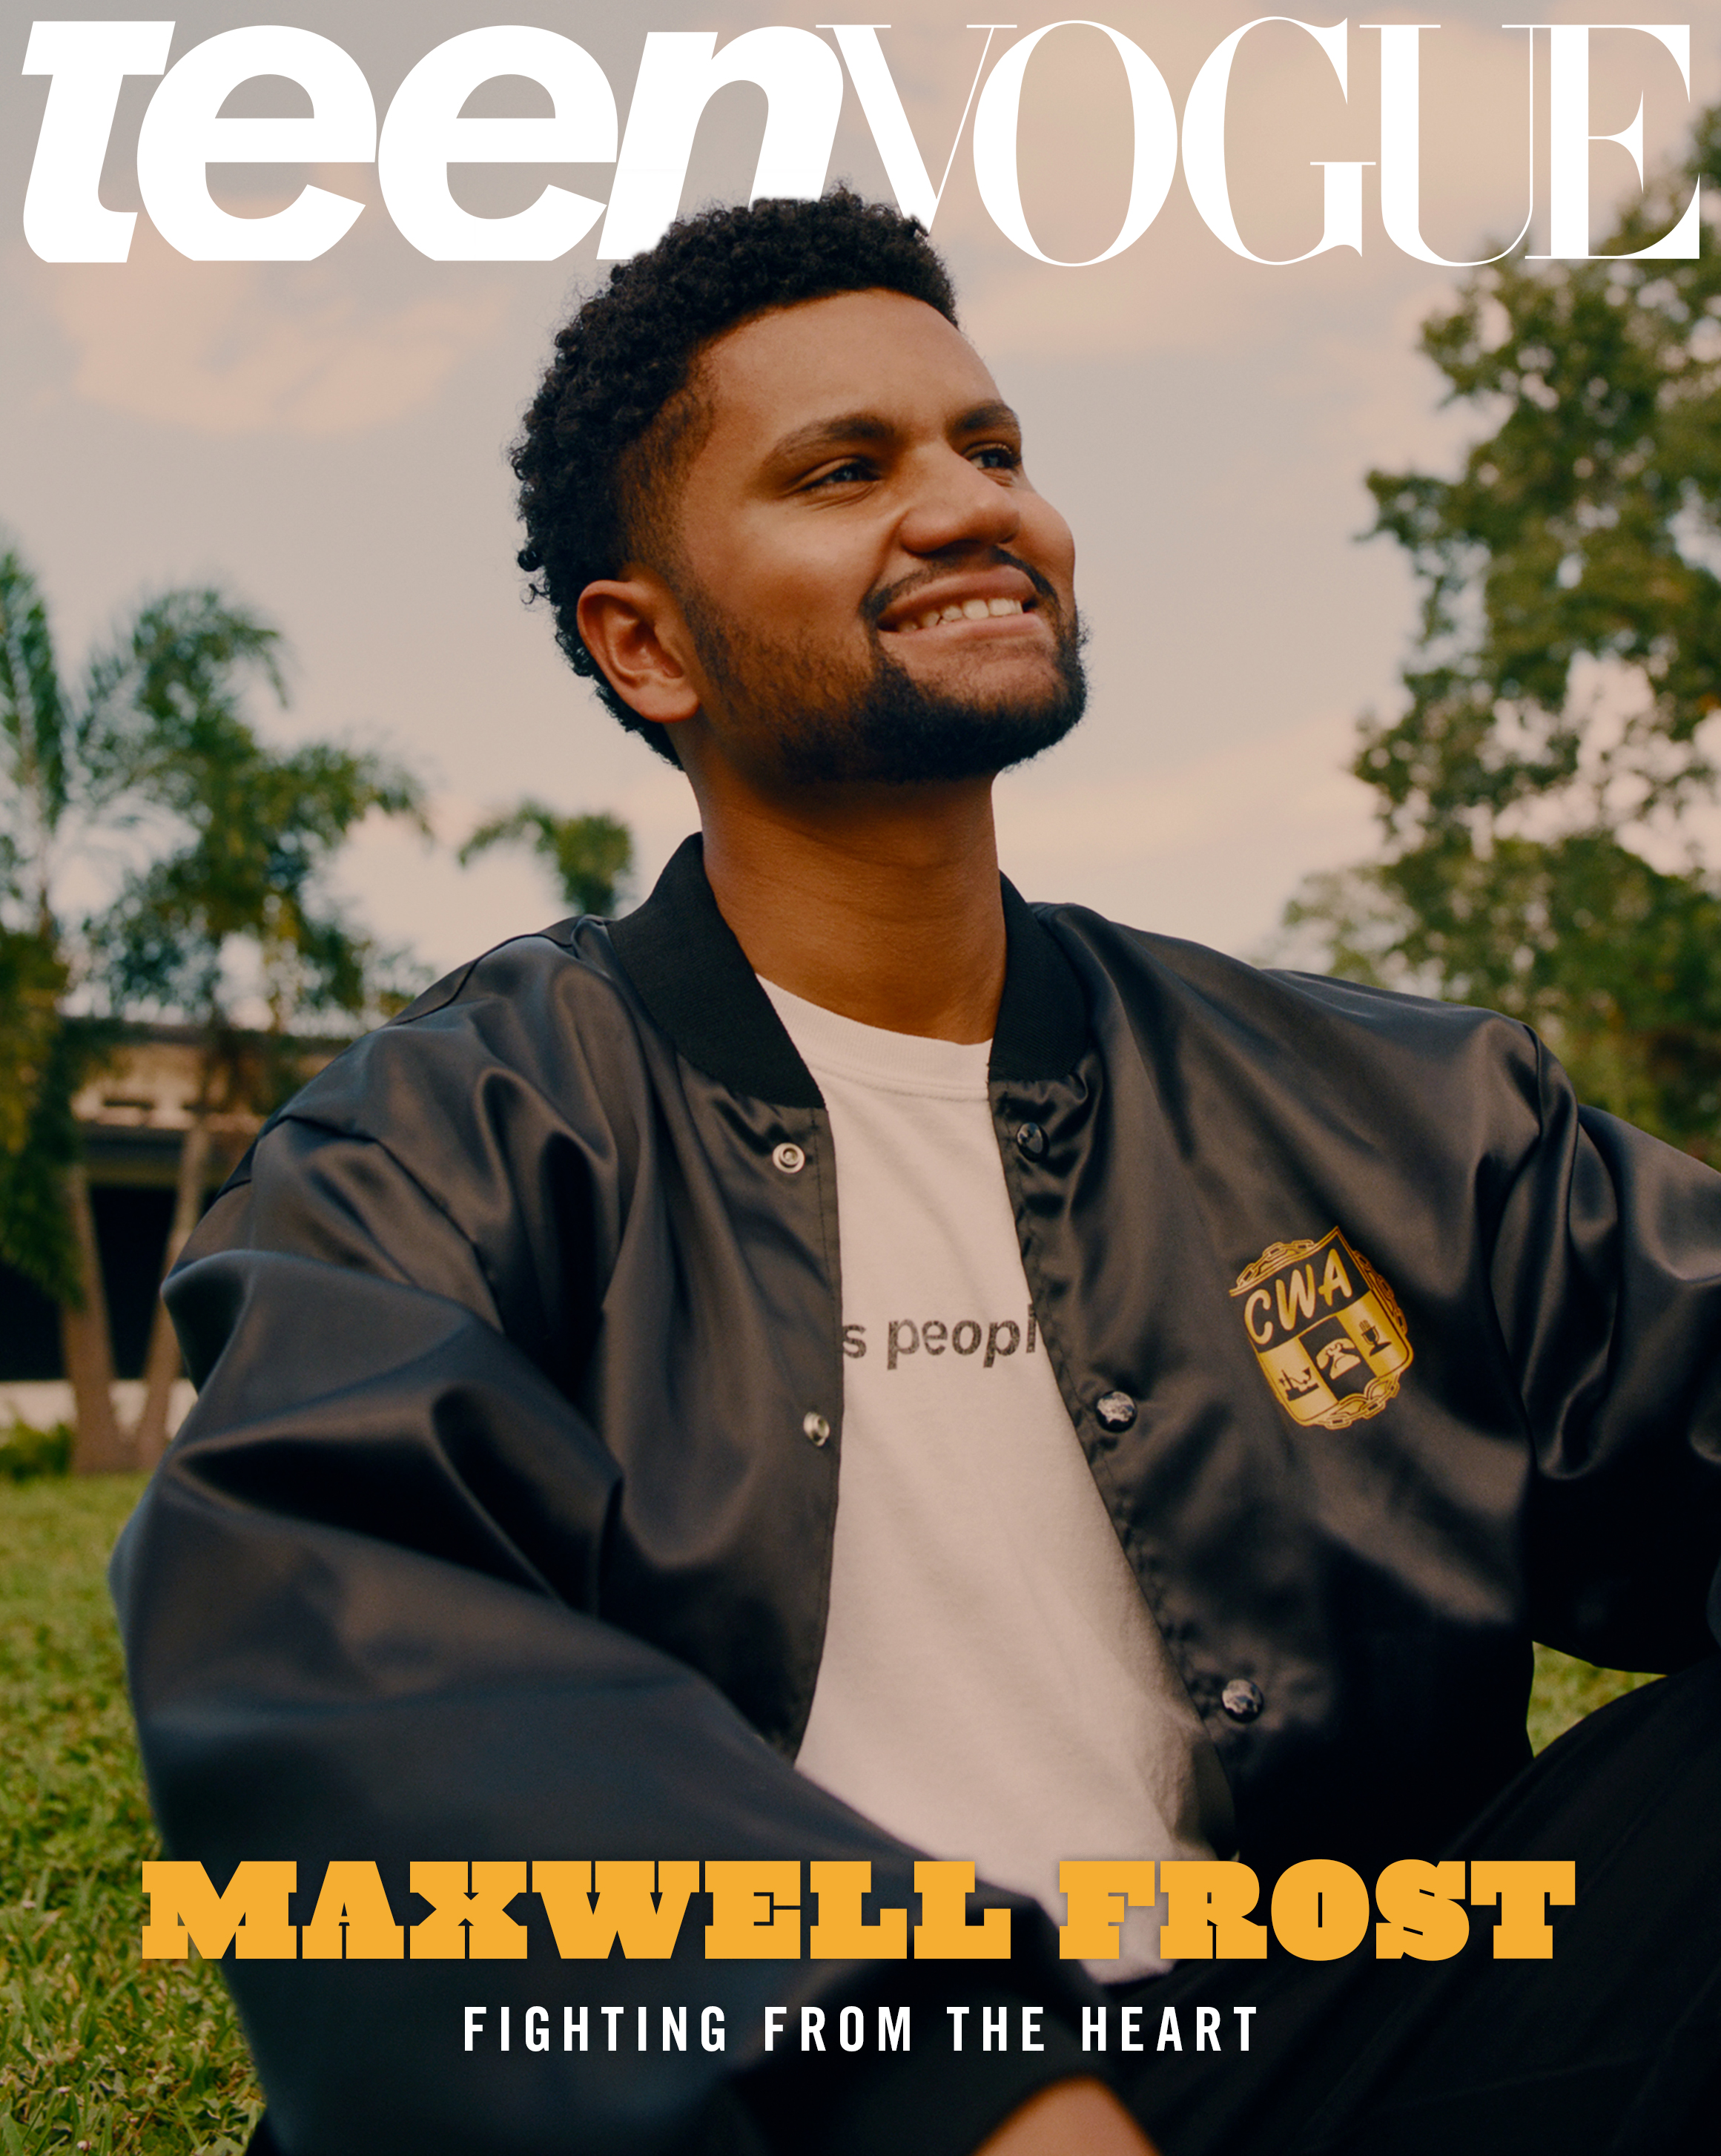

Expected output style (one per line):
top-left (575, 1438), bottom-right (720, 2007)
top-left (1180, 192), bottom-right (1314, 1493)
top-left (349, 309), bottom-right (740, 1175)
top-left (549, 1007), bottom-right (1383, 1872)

top-left (1221, 1678), bottom-right (1264, 1723)
top-left (1095, 1390), bottom-right (1137, 1431)
top-left (802, 1411), bottom-right (831, 1446)
top-left (773, 1141), bottom-right (805, 1174)
top-left (1015, 1122), bottom-right (1046, 1158)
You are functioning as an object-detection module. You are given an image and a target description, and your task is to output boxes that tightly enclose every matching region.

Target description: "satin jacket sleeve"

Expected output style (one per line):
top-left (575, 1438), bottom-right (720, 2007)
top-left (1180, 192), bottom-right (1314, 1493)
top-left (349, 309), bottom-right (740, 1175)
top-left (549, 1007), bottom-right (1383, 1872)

top-left (1494, 1035), bottom-right (1721, 1668)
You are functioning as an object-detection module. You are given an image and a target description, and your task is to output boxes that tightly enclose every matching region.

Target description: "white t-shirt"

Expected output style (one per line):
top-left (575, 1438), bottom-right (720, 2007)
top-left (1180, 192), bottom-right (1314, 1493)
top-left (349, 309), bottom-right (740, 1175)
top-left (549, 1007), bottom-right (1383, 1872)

top-left (764, 979), bottom-right (1225, 1978)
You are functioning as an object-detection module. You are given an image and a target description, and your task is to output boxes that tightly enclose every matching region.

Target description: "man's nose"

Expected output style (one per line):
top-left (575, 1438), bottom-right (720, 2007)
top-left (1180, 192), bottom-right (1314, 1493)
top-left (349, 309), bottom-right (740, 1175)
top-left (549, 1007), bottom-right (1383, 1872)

top-left (896, 448), bottom-right (1023, 556)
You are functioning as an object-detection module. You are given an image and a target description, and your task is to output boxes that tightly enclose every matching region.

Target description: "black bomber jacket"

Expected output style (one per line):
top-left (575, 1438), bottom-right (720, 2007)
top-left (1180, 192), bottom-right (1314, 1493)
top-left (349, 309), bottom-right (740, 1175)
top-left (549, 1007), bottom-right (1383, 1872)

top-left (113, 836), bottom-right (1721, 2156)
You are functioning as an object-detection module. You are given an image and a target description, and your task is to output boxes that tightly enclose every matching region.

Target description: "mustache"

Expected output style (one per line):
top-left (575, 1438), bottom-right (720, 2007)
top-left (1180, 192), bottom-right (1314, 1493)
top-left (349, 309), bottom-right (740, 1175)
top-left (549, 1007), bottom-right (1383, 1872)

top-left (862, 550), bottom-right (1062, 630)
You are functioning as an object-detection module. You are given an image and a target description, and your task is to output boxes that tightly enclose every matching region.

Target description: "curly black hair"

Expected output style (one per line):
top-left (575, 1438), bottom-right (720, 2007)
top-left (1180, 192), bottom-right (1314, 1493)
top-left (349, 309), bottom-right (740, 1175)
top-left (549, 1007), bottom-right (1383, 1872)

top-left (512, 189), bottom-right (959, 764)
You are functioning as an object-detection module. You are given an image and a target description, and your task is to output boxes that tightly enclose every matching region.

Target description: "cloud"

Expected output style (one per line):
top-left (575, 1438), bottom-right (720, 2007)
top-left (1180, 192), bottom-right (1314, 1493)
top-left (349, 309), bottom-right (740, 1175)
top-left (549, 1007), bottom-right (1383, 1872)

top-left (30, 211), bottom-right (507, 437)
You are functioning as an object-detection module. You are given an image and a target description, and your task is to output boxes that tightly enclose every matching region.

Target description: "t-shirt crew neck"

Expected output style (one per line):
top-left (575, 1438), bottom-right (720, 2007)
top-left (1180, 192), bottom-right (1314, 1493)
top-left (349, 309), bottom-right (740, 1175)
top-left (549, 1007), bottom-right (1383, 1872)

top-left (760, 977), bottom-right (1226, 1979)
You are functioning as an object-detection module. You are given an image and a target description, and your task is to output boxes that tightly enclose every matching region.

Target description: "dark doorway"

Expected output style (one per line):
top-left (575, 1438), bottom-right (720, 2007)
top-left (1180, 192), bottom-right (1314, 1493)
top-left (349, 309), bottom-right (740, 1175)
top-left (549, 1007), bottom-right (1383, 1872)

top-left (0, 1262), bottom-right (62, 1381)
top-left (93, 1186), bottom-right (175, 1379)
top-left (0, 1186), bottom-right (175, 1382)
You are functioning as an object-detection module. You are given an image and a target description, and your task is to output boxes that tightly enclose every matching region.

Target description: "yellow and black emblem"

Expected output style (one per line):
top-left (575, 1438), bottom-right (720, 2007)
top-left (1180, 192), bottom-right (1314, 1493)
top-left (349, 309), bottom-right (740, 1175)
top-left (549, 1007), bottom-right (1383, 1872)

top-left (1230, 1229), bottom-right (1412, 1430)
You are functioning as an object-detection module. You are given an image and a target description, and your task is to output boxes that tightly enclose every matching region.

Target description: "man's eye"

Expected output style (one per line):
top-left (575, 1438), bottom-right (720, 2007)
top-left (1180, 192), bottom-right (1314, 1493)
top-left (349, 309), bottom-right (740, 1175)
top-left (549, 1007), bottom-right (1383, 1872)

top-left (971, 444), bottom-right (1021, 472)
top-left (806, 458), bottom-right (874, 489)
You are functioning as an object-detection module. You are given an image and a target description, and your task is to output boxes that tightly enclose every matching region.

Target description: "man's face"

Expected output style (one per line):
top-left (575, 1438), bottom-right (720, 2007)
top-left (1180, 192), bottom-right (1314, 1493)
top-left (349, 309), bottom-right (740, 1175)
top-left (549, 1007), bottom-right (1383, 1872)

top-left (658, 289), bottom-right (1083, 787)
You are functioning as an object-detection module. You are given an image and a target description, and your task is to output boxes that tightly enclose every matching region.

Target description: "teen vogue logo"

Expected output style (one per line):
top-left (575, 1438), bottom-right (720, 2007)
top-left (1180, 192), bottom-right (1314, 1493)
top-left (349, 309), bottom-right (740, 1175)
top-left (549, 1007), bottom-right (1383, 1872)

top-left (19, 18), bottom-right (1704, 268)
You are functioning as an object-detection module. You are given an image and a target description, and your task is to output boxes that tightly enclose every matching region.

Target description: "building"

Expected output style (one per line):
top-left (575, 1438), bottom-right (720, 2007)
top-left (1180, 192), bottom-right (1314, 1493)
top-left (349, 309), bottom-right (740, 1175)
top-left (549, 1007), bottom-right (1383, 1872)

top-left (0, 1026), bottom-right (337, 1432)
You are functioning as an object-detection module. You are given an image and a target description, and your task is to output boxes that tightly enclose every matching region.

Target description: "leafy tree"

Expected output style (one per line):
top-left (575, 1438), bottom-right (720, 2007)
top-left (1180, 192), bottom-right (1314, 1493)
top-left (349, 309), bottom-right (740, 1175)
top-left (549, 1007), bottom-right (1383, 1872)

top-left (0, 547), bottom-right (282, 1468)
top-left (458, 801), bottom-right (633, 916)
top-left (96, 610), bottom-right (425, 1463)
top-left (0, 926), bottom-right (71, 1285)
top-left (0, 540), bottom-right (424, 1468)
top-left (1283, 106), bottom-right (1721, 1156)
top-left (0, 547), bottom-right (102, 1448)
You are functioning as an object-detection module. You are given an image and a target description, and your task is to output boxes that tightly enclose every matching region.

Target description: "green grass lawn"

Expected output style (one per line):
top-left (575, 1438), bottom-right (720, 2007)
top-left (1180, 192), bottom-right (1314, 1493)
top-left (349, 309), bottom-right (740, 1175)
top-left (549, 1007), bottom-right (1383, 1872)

top-left (0, 1475), bottom-right (1665, 2154)
top-left (1, 1477), bottom-right (261, 2156)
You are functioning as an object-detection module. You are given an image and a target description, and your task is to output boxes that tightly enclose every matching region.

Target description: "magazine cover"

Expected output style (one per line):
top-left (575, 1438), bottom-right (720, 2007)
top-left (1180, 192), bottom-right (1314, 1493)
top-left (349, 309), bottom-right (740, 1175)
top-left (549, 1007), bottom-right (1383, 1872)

top-left (3, 5), bottom-right (1718, 2153)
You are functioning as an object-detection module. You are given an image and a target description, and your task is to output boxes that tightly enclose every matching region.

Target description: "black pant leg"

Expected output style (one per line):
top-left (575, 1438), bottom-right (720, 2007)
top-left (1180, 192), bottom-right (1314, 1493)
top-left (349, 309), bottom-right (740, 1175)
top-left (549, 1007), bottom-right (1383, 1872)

top-left (1117, 1655), bottom-right (1721, 2156)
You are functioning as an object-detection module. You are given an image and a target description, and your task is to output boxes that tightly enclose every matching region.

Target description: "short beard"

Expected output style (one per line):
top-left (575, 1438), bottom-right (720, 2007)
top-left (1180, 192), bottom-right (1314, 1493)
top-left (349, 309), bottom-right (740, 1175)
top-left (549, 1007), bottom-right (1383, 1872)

top-left (680, 576), bottom-right (1087, 787)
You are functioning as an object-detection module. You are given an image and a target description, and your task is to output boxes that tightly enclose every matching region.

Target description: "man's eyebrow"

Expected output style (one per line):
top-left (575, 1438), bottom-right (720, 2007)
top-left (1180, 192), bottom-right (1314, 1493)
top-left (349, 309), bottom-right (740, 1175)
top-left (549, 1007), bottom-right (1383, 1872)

top-left (952, 400), bottom-right (1021, 438)
top-left (765, 412), bottom-right (896, 467)
top-left (765, 401), bottom-right (1023, 467)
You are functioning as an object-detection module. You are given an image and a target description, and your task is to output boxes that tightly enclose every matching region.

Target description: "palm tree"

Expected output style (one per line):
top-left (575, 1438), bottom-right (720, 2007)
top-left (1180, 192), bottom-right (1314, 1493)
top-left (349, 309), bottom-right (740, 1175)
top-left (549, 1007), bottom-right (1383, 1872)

top-left (0, 543), bottom-right (285, 1469)
top-left (96, 616), bottom-right (426, 1465)
top-left (1, 539), bottom-right (426, 1470)
top-left (458, 802), bottom-right (633, 916)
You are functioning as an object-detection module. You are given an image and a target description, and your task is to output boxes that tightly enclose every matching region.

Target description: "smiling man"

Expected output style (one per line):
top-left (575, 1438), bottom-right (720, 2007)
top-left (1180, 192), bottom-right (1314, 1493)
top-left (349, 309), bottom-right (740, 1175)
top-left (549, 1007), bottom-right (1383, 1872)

top-left (116, 193), bottom-right (1721, 2156)
top-left (584, 292), bottom-right (1086, 794)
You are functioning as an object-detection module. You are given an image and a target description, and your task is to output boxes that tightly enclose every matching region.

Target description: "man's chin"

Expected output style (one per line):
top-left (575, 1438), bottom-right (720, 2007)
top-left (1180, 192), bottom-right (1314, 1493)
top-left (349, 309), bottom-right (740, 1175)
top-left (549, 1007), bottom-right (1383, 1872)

top-left (775, 686), bottom-right (1086, 788)
top-left (687, 592), bottom-right (1088, 787)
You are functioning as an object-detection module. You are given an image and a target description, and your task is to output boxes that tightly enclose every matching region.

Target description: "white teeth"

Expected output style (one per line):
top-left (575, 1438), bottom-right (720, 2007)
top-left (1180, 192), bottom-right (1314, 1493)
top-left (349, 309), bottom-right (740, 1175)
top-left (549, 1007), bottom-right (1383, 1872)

top-left (898, 595), bottom-right (1027, 630)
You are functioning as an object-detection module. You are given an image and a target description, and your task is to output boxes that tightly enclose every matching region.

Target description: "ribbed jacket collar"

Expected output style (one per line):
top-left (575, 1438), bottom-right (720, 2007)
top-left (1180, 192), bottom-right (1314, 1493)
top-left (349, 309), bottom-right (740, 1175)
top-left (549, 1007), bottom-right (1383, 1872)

top-left (607, 834), bottom-right (1089, 1106)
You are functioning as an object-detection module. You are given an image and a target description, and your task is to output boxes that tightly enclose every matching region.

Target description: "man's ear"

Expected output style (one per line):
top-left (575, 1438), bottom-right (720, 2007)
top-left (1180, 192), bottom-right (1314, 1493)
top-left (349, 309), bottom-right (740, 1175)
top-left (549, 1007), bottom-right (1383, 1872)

top-left (575, 573), bottom-right (703, 726)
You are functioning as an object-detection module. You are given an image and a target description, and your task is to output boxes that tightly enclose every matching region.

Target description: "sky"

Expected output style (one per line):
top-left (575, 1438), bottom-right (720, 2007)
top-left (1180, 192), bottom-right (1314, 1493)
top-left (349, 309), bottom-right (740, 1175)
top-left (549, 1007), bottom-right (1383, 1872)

top-left (3, 3), bottom-right (1716, 991)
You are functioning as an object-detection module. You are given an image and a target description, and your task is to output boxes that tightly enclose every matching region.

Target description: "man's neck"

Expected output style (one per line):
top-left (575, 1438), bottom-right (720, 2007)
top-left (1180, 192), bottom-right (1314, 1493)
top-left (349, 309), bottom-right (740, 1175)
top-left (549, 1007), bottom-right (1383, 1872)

top-left (693, 779), bottom-right (1006, 1044)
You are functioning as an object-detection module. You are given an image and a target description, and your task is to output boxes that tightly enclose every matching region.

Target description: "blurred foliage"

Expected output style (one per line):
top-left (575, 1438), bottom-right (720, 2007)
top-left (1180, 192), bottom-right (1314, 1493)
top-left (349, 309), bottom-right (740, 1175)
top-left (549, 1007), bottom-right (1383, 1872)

top-left (1284, 107), bottom-right (1721, 1156)
top-left (460, 801), bottom-right (634, 917)
top-left (98, 728), bottom-right (426, 1038)
top-left (0, 927), bottom-right (79, 1305)
top-left (89, 589), bottom-right (428, 1038)
top-left (0, 1418), bottom-right (72, 1483)
top-left (0, 927), bottom-right (63, 1157)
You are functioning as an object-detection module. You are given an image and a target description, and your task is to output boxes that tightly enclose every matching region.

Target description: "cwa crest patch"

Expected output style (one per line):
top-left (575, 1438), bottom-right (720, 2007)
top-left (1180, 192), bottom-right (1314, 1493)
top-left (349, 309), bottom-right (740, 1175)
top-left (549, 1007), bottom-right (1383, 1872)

top-left (1230, 1228), bottom-right (1412, 1429)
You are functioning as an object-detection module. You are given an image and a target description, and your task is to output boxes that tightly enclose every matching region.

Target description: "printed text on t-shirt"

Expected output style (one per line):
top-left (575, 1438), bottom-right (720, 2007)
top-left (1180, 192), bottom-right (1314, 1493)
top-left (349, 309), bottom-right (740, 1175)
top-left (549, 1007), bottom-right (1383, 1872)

top-left (843, 1310), bottom-right (1041, 1368)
